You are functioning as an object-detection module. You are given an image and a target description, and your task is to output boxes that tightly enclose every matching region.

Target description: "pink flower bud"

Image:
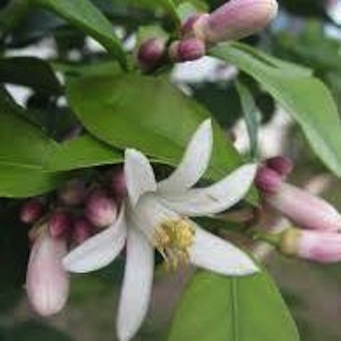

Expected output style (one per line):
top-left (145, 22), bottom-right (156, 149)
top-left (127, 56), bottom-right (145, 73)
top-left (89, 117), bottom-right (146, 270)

top-left (193, 0), bottom-right (278, 43)
top-left (255, 165), bottom-right (282, 194)
top-left (265, 156), bottom-right (293, 177)
top-left (72, 218), bottom-right (92, 244)
top-left (26, 231), bottom-right (69, 316)
top-left (169, 38), bottom-right (206, 62)
top-left (48, 211), bottom-right (72, 239)
top-left (181, 13), bottom-right (204, 36)
top-left (85, 191), bottom-right (117, 228)
top-left (58, 179), bottom-right (87, 206)
top-left (137, 38), bottom-right (166, 71)
top-left (20, 199), bottom-right (44, 224)
top-left (280, 228), bottom-right (341, 263)
top-left (110, 170), bottom-right (127, 201)
top-left (266, 182), bottom-right (341, 232)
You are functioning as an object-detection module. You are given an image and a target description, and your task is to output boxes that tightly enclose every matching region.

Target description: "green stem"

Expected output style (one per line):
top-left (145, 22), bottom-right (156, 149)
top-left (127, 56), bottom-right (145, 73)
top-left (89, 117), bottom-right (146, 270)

top-left (251, 230), bottom-right (282, 247)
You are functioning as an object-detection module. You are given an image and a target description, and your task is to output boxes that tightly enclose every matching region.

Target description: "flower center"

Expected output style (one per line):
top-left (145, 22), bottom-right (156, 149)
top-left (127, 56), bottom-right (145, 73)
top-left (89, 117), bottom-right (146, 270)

top-left (153, 218), bottom-right (195, 270)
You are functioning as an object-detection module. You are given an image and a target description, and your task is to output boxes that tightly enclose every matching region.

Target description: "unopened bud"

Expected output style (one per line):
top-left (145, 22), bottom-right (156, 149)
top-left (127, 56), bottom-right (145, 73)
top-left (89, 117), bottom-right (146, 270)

top-left (266, 182), bottom-right (341, 232)
top-left (110, 170), bottom-right (127, 201)
top-left (137, 38), bottom-right (166, 71)
top-left (58, 179), bottom-right (87, 206)
top-left (279, 228), bottom-right (341, 263)
top-left (20, 199), bottom-right (44, 224)
top-left (265, 156), bottom-right (293, 177)
top-left (85, 191), bottom-right (117, 228)
top-left (255, 165), bottom-right (282, 194)
top-left (48, 211), bottom-right (72, 239)
top-left (26, 231), bottom-right (69, 316)
top-left (169, 38), bottom-right (206, 62)
top-left (193, 0), bottom-right (278, 43)
top-left (72, 218), bottom-right (92, 244)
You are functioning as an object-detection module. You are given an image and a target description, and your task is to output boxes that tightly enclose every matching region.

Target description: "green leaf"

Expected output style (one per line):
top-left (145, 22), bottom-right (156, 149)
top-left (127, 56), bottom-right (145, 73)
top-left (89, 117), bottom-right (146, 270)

top-left (232, 43), bottom-right (312, 77)
top-left (162, 0), bottom-right (180, 24)
top-left (111, 0), bottom-right (180, 23)
top-left (0, 57), bottom-right (62, 95)
top-left (169, 271), bottom-right (300, 341)
top-left (235, 80), bottom-right (260, 160)
top-left (45, 134), bottom-right (123, 172)
top-left (0, 95), bottom-right (57, 168)
top-left (66, 74), bottom-right (243, 181)
top-left (192, 82), bottom-right (243, 129)
top-left (0, 165), bottom-right (64, 198)
top-left (210, 43), bottom-right (341, 177)
top-left (29, 0), bottom-right (126, 68)
top-left (0, 91), bottom-right (63, 197)
top-left (176, 1), bottom-right (208, 21)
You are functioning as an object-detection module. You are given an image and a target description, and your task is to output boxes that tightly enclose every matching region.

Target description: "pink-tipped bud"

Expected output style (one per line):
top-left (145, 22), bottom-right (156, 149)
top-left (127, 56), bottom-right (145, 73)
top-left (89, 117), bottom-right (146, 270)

top-left (26, 231), bottom-right (69, 316)
top-left (255, 165), bottom-right (282, 194)
top-left (169, 38), bottom-right (206, 62)
top-left (85, 191), bottom-right (117, 228)
top-left (181, 13), bottom-right (204, 37)
top-left (110, 170), bottom-right (127, 201)
top-left (266, 182), bottom-right (341, 232)
top-left (137, 38), bottom-right (166, 71)
top-left (58, 179), bottom-right (87, 206)
top-left (48, 211), bottom-right (72, 239)
top-left (72, 218), bottom-right (92, 244)
top-left (20, 199), bottom-right (44, 224)
top-left (279, 228), bottom-right (341, 263)
top-left (265, 156), bottom-right (293, 177)
top-left (193, 0), bottom-right (278, 43)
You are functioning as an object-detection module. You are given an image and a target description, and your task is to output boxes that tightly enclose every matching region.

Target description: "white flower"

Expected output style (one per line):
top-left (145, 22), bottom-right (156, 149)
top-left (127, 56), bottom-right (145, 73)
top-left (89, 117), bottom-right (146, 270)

top-left (63, 119), bottom-right (258, 341)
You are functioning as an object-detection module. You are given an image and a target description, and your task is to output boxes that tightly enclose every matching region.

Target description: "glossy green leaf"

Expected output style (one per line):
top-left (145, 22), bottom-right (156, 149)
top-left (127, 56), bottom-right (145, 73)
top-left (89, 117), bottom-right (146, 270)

top-left (0, 96), bottom-right (57, 168)
top-left (29, 0), bottom-right (126, 68)
top-left (232, 43), bottom-right (312, 77)
top-left (66, 74), bottom-right (243, 181)
top-left (0, 57), bottom-right (62, 94)
top-left (169, 271), bottom-right (300, 341)
top-left (0, 100), bottom-right (56, 169)
top-left (45, 134), bottom-right (123, 172)
top-left (211, 43), bottom-right (341, 176)
top-left (0, 165), bottom-right (64, 198)
top-left (0, 92), bottom-right (62, 197)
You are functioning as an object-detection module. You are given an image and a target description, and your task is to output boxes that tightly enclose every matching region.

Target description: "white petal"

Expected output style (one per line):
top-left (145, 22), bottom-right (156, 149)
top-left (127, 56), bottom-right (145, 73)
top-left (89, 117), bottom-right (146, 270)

top-left (190, 225), bottom-right (258, 275)
top-left (158, 119), bottom-right (213, 193)
top-left (117, 226), bottom-right (154, 341)
top-left (124, 149), bottom-right (157, 206)
top-left (161, 164), bottom-right (257, 216)
top-left (129, 193), bottom-right (179, 241)
top-left (62, 207), bottom-right (127, 273)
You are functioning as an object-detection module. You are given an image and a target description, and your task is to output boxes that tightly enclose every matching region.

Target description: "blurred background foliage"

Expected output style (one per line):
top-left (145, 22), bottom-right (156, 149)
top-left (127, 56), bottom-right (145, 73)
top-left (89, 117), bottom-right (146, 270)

top-left (1, 0), bottom-right (341, 340)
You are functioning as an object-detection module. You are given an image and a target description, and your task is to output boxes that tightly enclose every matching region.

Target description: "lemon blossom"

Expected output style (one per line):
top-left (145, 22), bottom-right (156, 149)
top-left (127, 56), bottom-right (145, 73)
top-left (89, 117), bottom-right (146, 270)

top-left (63, 119), bottom-right (258, 341)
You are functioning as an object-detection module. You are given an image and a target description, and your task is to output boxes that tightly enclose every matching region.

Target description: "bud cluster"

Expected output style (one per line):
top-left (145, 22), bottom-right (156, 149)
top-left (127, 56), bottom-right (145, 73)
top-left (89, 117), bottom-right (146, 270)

top-left (137, 0), bottom-right (278, 71)
top-left (254, 156), bottom-right (341, 264)
top-left (187, 0), bottom-right (278, 44)
top-left (20, 169), bottom-right (127, 316)
top-left (137, 36), bottom-right (206, 71)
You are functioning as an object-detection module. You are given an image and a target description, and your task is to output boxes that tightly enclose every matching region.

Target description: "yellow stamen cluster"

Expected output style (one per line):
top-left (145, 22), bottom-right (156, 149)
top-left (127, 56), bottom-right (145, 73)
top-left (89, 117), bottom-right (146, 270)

top-left (153, 218), bottom-right (195, 271)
